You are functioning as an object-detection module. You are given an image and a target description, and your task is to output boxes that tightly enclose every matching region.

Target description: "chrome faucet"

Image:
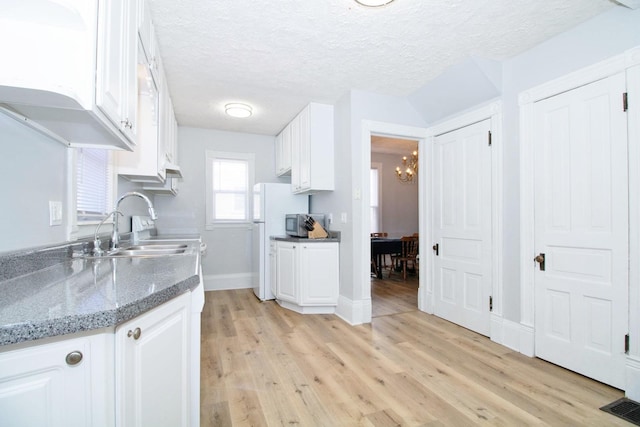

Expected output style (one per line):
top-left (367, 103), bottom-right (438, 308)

top-left (110, 192), bottom-right (158, 251)
top-left (93, 210), bottom-right (122, 256)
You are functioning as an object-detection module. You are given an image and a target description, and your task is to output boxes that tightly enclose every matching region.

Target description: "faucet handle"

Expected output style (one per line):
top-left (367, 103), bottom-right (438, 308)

top-left (93, 238), bottom-right (104, 256)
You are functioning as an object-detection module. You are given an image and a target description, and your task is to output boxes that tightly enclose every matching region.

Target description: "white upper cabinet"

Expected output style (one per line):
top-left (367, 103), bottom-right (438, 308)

top-left (116, 0), bottom-right (182, 185)
top-left (290, 103), bottom-right (334, 194)
top-left (0, 0), bottom-right (138, 150)
top-left (96, 0), bottom-right (138, 144)
top-left (275, 125), bottom-right (292, 176)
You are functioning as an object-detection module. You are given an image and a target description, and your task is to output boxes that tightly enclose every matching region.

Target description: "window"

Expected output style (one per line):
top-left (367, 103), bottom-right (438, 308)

top-left (76, 148), bottom-right (113, 222)
top-left (370, 163), bottom-right (382, 233)
top-left (206, 151), bottom-right (254, 228)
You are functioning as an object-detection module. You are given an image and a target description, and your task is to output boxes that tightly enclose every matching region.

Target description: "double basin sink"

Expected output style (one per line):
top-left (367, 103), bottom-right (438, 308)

top-left (88, 243), bottom-right (189, 258)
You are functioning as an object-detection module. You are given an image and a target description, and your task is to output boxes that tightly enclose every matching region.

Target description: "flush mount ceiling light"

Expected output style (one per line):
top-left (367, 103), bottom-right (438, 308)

top-left (225, 103), bottom-right (252, 118)
top-left (354, 0), bottom-right (395, 7)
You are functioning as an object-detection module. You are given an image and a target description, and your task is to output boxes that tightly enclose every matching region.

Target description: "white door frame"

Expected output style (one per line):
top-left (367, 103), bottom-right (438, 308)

top-left (360, 121), bottom-right (430, 318)
top-left (425, 101), bottom-right (504, 340)
top-left (359, 101), bottom-right (503, 339)
top-left (519, 46), bottom-right (640, 397)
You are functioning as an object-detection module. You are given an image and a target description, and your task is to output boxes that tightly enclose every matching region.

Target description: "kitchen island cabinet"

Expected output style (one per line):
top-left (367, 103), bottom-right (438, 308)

top-left (273, 239), bottom-right (339, 314)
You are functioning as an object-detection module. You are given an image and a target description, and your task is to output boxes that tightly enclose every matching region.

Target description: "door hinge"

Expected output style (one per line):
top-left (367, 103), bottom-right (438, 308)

top-left (625, 334), bottom-right (630, 354)
top-left (488, 130), bottom-right (492, 146)
top-left (489, 296), bottom-right (493, 312)
top-left (623, 92), bottom-right (628, 112)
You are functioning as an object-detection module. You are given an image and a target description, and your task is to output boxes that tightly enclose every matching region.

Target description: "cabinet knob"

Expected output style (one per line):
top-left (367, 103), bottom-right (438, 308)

top-left (127, 327), bottom-right (142, 340)
top-left (65, 351), bottom-right (83, 366)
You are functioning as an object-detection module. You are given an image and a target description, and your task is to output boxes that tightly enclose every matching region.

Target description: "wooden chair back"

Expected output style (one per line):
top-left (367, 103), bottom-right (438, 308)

top-left (370, 232), bottom-right (388, 238)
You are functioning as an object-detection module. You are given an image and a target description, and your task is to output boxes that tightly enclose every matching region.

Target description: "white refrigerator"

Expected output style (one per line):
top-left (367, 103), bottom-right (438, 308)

top-left (252, 183), bottom-right (308, 300)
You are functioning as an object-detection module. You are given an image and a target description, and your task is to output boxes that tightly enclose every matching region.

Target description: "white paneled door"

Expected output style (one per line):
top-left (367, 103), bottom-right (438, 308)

top-left (432, 119), bottom-right (492, 336)
top-left (533, 73), bottom-right (628, 389)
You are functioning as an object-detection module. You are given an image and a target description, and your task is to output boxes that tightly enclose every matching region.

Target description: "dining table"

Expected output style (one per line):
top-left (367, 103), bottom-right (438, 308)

top-left (370, 237), bottom-right (402, 279)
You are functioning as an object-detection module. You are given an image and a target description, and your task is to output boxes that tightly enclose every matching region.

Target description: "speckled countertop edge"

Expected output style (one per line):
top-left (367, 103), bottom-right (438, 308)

top-left (0, 238), bottom-right (201, 347)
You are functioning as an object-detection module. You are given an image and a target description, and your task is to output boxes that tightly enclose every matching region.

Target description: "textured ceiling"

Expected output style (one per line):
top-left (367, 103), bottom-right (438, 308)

top-left (147, 0), bottom-right (614, 136)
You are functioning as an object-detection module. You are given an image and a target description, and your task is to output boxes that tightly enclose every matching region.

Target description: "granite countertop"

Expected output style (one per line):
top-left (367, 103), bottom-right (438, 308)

top-left (271, 231), bottom-right (340, 243)
top-left (0, 237), bottom-right (201, 347)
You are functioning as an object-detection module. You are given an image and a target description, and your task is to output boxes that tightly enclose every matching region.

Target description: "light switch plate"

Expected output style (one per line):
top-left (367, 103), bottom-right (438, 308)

top-left (49, 201), bottom-right (62, 226)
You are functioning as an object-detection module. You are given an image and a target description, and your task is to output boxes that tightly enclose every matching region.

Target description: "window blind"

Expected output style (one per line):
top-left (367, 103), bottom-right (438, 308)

top-left (76, 148), bottom-right (112, 222)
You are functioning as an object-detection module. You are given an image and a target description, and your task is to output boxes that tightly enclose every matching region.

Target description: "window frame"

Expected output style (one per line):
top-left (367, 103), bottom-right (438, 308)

top-left (66, 147), bottom-right (116, 241)
top-left (370, 162), bottom-right (382, 234)
top-left (205, 150), bottom-right (255, 229)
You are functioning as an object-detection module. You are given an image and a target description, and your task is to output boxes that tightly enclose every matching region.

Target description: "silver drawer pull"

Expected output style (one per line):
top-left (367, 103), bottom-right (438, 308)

top-left (127, 327), bottom-right (142, 340)
top-left (65, 351), bottom-right (83, 366)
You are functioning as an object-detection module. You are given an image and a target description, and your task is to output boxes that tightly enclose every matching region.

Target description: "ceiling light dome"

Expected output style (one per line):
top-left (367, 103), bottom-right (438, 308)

top-left (354, 0), bottom-right (395, 7)
top-left (225, 103), bottom-right (252, 118)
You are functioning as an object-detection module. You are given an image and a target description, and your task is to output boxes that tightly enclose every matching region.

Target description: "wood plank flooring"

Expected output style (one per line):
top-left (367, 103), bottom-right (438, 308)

top-left (200, 283), bottom-right (627, 426)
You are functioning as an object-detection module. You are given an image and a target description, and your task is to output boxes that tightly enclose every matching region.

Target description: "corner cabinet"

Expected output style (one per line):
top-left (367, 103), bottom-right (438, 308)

top-left (0, 332), bottom-right (113, 427)
top-left (274, 240), bottom-right (339, 314)
top-left (277, 103), bottom-right (334, 194)
top-left (115, 292), bottom-right (191, 427)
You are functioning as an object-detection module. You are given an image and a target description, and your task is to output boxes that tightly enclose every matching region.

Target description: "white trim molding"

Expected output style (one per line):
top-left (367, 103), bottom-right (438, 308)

top-left (335, 295), bottom-right (372, 325)
top-left (202, 273), bottom-right (252, 292)
top-left (519, 45), bottom-right (640, 392)
top-left (360, 120), bottom-right (430, 323)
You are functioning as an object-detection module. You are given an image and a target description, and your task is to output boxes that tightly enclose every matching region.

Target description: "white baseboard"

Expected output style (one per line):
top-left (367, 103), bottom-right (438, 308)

top-left (490, 316), bottom-right (535, 357)
top-left (626, 356), bottom-right (640, 400)
top-left (202, 273), bottom-right (252, 292)
top-left (335, 295), bottom-right (372, 325)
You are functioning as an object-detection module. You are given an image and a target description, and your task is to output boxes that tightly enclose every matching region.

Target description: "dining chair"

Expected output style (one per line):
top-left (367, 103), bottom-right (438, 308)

top-left (370, 232), bottom-right (388, 238)
top-left (390, 235), bottom-right (419, 280)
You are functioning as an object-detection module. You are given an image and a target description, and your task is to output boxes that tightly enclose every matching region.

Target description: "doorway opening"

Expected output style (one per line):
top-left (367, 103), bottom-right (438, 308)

top-left (370, 135), bottom-right (420, 317)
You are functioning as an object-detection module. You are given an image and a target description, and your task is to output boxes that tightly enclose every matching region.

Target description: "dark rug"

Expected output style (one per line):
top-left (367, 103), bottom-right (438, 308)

top-left (601, 398), bottom-right (640, 426)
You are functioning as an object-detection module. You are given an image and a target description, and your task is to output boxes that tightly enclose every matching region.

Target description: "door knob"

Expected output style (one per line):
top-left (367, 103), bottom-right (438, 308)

top-left (534, 253), bottom-right (545, 271)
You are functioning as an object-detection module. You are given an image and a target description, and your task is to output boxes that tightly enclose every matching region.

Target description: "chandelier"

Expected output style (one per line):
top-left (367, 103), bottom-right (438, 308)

top-left (395, 150), bottom-right (418, 183)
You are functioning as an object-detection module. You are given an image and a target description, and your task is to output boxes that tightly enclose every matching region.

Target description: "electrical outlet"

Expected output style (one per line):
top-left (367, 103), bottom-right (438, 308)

top-left (341, 212), bottom-right (348, 223)
top-left (49, 201), bottom-right (62, 226)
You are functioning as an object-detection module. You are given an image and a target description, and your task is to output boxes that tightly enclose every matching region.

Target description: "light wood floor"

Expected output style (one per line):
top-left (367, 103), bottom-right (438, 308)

top-left (200, 282), bottom-right (627, 426)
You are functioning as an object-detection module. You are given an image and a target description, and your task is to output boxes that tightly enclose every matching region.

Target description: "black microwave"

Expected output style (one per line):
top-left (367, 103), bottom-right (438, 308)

top-left (285, 214), bottom-right (326, 237)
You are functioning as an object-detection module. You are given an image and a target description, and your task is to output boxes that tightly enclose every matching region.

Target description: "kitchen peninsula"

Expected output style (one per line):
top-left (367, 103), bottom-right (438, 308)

top-left (0, 236), bottom-right (203, 427)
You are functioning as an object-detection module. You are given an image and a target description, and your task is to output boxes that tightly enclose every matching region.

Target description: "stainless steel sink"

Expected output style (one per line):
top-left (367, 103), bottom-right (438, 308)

top-left (83, 243), bottom-right (189, 258)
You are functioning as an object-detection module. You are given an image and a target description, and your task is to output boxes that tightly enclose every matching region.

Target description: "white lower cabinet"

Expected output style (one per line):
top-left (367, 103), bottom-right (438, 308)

top-left (116, 292), bottom-right (191, 427)
top-left (274, 240), bottom-right (339, 314)
top-left (0, 332), bottom-right (113, 427)
top-left (0, 291), bottom-right (197, 427)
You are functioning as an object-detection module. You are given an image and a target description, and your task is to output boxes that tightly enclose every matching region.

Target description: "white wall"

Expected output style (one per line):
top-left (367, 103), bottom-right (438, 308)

top-left (152, 127), bottom-right (282, 289)
top-left (371, 152), bottom-right (419, 238)
top-left (312, 91), bottom-right (426, 306)
top-left (0, 113), bottom-right (68, 252)
top-left (0, 112), bottom-right (151, 254)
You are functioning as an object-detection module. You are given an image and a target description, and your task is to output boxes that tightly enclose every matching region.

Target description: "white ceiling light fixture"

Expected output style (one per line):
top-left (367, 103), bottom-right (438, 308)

top-left (354, 0), bottom-right (395, 7)
top-left (225, 103), bottom-right (252, 118)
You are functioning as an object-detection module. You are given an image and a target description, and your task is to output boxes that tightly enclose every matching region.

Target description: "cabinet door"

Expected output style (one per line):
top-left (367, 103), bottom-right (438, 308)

top-left (300, 243), bottom-right (339, 305)
top-left (270, 241), bottom-right (278, 297)
top-left (297, 106), bottom-right (311, 190)
top-left (276, 126), bottom-right (292, 176)
top-left (0, 335), bottom-right (106, 427)
top-left (96, 0), bottom-right (137, 142)
top-left (276, 242), bottom-right (297, 302)
top-left (116, 292), bottom-right (191, 427)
